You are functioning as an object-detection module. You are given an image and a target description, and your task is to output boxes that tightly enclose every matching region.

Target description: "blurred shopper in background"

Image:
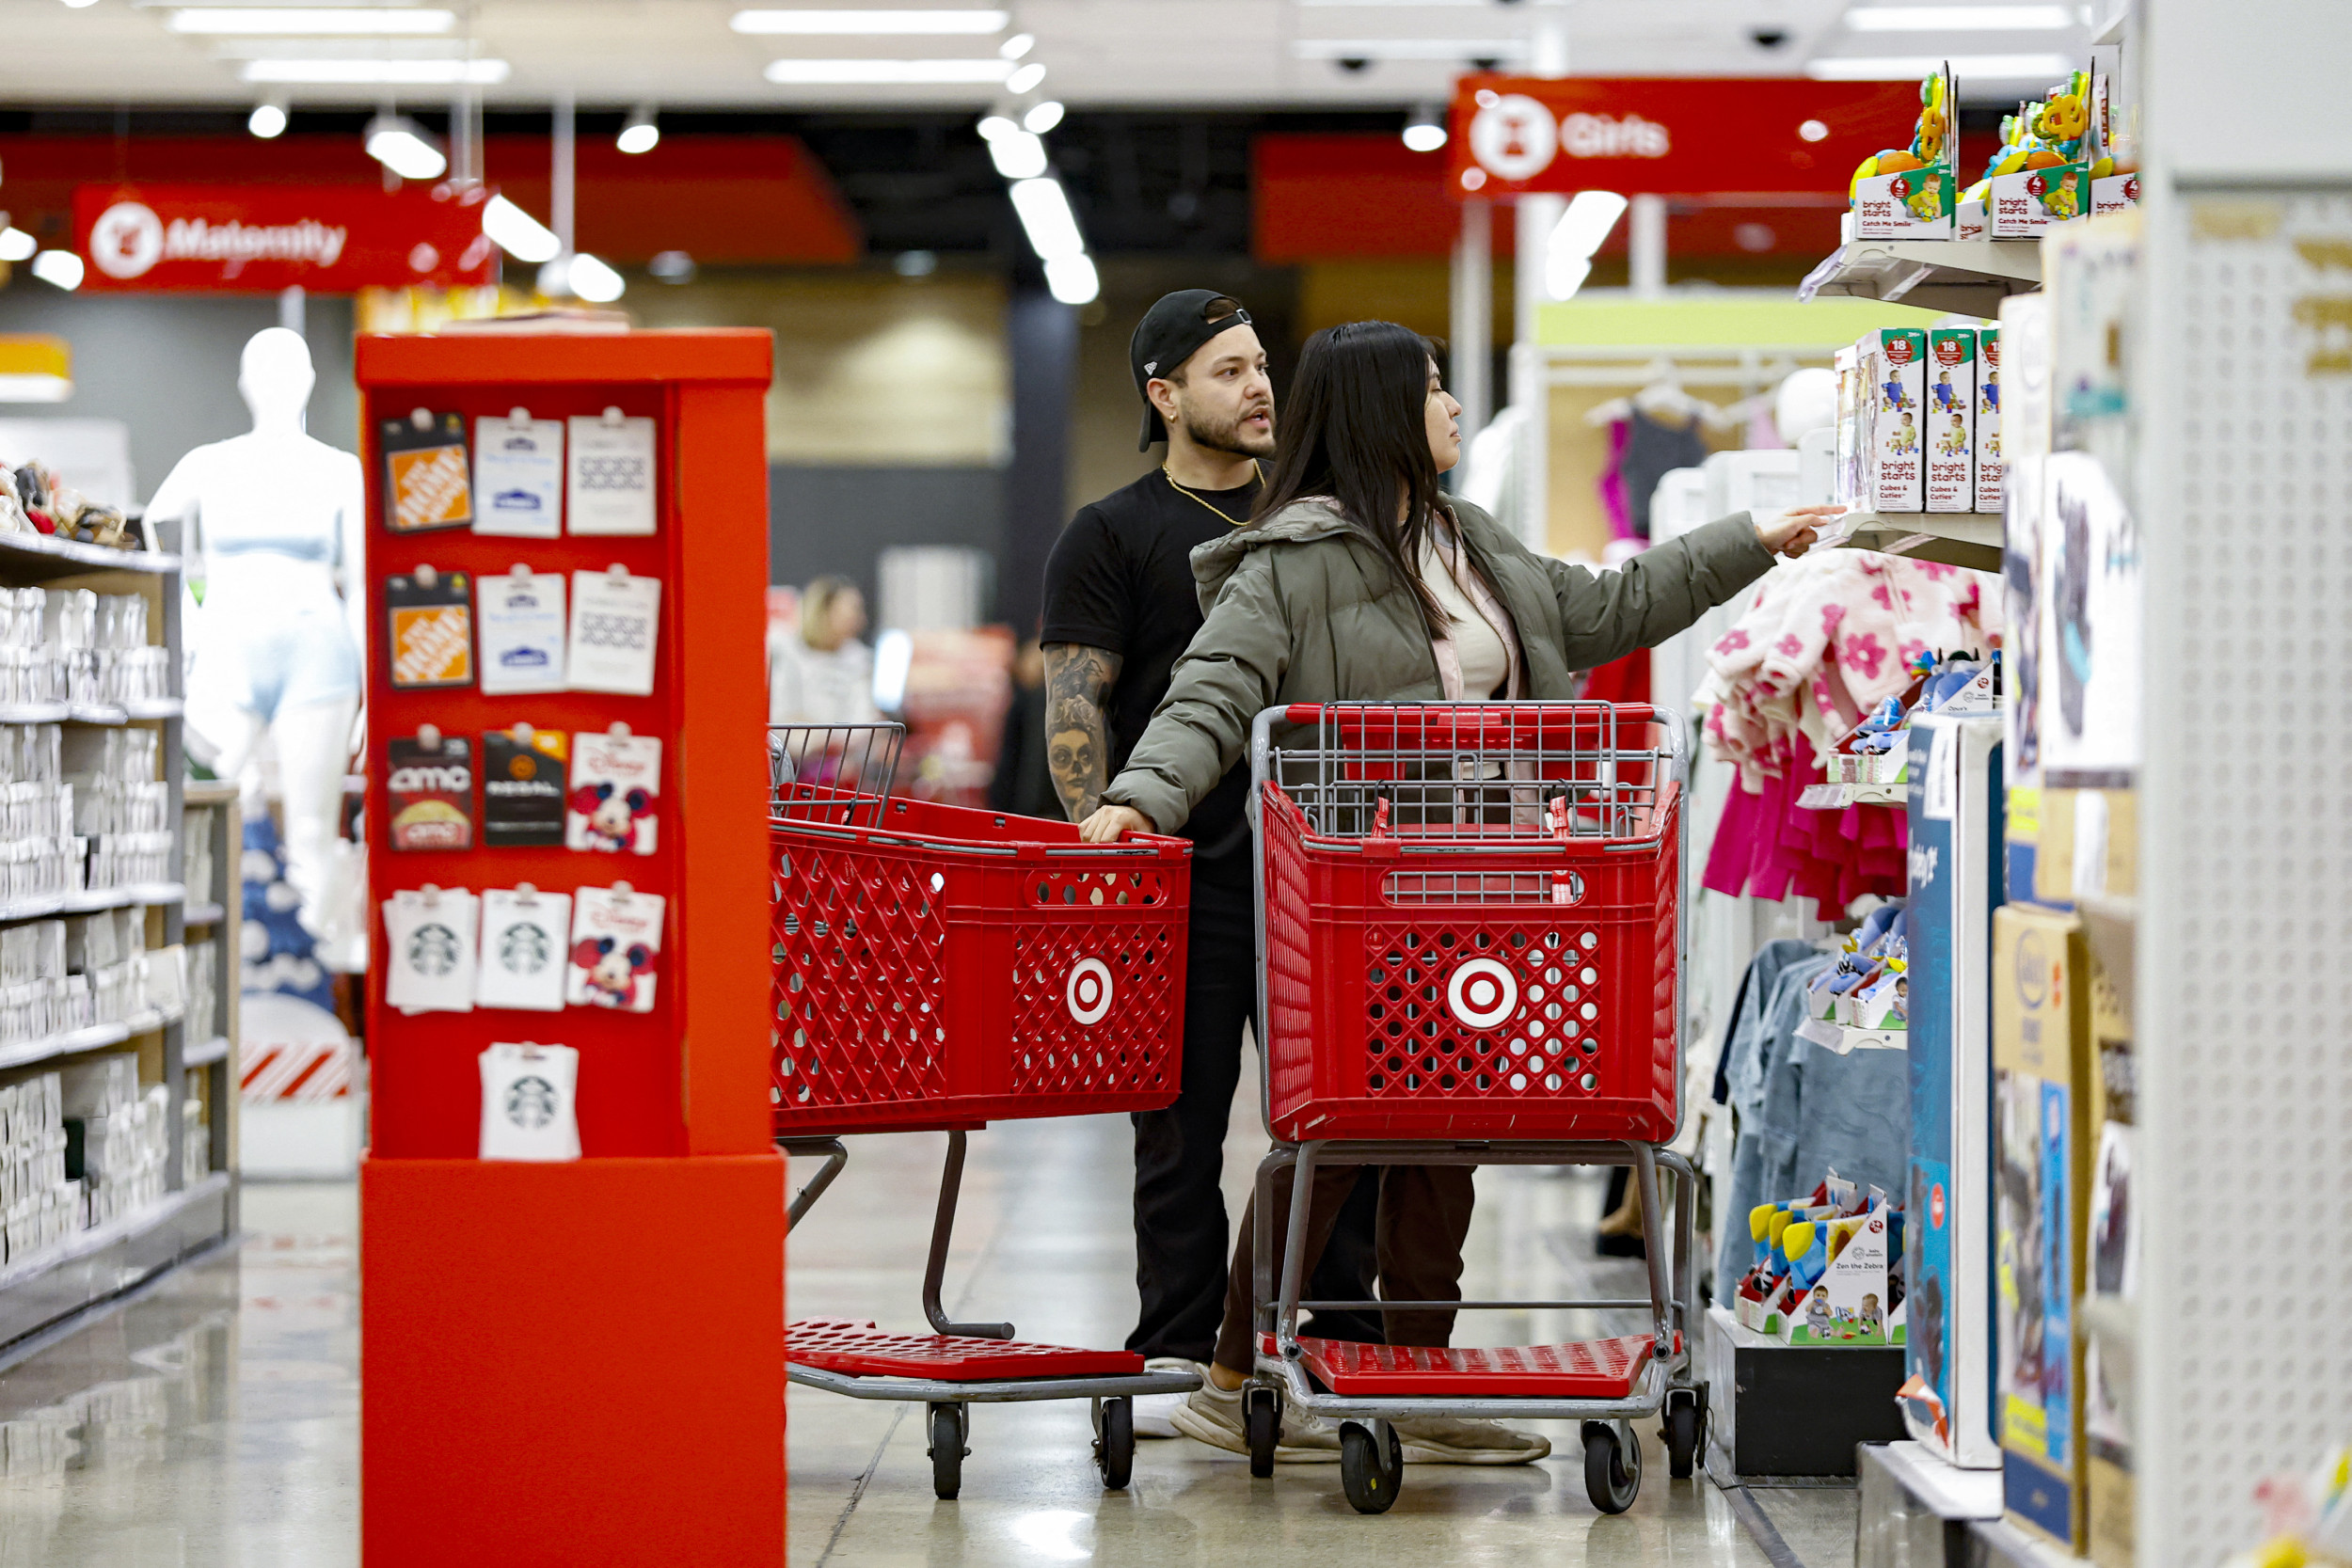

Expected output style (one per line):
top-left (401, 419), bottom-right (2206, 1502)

top-left (1041, 290), bottom-right (1383, 1458)
top-left (1082, 319), bottom-right (1837, 1464)
top-left (769, 575), bottom-right (879, 727)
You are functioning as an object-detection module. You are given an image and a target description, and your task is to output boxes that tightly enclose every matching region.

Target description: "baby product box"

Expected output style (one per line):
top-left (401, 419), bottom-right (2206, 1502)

top-left (1991, 161), bottom-right (2089, 237)
top-left (1780, 1207), bottom-right (1905, 1346)
top-left (1863, 328), bottom-right (1928, 514)
top-left (1976, 326), bottom-right (2004, 513)
top-left (1834, 341), bottom-right (1864, 508)
top-left (1956, 190), bottom-right (1989, 243)
top-left (2083, 935), bottom-right (2137, 1568)
top-left (1854, 161), bottom-right (1956, 240)
top-left (1925, 328), bottom-right (1978, 514)
top-left (1994, 903), bottom-right (2092, 1551)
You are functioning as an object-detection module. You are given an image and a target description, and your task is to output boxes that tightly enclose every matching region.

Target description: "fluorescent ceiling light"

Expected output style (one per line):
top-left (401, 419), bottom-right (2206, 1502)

top-left (1004, 60), bottom-right (1044, 93)
top-left (243, 56), bottom-right (508, 84)
top-left (1295, 0), bottom-right (1567, 7)
top-left (366, 115), bottom-right (446, 180)
top-left (1552, 189), bottom-right (1627, 260)
top-left (988, 129), bottom-right (1047, 179)
top-left (31, 252), bottom-right (85, 291)
top-left (618, 103), bottom-right (660, 155)
top-left (732, 8), bottom-right (1008, 34)
top-left (763, 57), bottom-right (1010, 83)
top-left (1044, 253), bottom-right (1099, 307)
top-left (976, 113), bottom-right (1017, 140)
top-left (998, 31), bottom-right (1033, 57)
top-left (1293, 39), bottom-right (1532, 60)
top-left (566, 253), bottom-right (626, 304)
top-left (1008, 176), bottom-right (1084, 261)
top-left (1807, 51), bottom-right (2072, 76)
top-left (247, 101), bottom-right (288, 138)
top-left (1403, 104), bottom-right (1446, 151)
top-left (0, 229), bottom-right (38, 262)
top-left (168, 8), bottom-right (456, 34)
top-left (1843, 6), bottom-right (2080, 30)
top-left (1023, 100), bottom-right (1063, 134)
top-left (483, 195), bottom-right (562, 263)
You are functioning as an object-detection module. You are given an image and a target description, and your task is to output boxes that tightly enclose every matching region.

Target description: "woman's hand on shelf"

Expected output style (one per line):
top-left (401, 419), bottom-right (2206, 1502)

top-left (1079, 803), bottom-right (1156, 844)
top-left (1756, 503), bottom-right (1847, 559)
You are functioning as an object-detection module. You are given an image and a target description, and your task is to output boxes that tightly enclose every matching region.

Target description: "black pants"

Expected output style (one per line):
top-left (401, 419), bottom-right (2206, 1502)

top-left (1128, 866), bottom-right (1382, 1362)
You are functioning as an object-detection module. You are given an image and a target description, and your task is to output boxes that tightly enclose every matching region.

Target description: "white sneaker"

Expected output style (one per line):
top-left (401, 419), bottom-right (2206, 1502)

top-left (1133, 1357), bottom-right (1205, 1439)
top-left (1168, 1380), bottom-right (1343, 1463)
top-left (1391, 1414), bottom-right (1552, 1465)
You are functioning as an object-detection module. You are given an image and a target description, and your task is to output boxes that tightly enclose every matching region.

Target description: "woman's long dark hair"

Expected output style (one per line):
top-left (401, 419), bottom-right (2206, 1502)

top-left (1251, 320), bottom-right (1454, 632)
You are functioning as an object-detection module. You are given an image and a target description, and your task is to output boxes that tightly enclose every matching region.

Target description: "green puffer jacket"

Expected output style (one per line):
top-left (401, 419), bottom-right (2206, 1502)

top-left (1101, 496), bottom-right (1775, 834)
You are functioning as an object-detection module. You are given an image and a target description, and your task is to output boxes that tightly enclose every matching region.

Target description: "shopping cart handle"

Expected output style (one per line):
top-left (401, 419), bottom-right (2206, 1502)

top-left (1280, 701), bottom-right (1661, 728)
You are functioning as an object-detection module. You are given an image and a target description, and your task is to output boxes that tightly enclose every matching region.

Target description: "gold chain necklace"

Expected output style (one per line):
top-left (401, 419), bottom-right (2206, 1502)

top-left (1162, 461), bottom-right (1261, 526)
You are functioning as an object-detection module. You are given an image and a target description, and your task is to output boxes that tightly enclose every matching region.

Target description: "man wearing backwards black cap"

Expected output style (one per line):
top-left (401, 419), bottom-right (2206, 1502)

top-left (1041, 291), bottom-right (1378, 1457)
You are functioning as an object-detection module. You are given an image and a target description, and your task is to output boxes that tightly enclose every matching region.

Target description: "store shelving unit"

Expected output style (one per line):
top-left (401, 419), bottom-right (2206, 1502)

top-left (354, 329), bottom-right (785, 1567)
top-left (1799, 781), bottom-right (1910, 809)
top-left (182, 779), bottom-right (239, 1196)
top-left (1799, 238), bottom-right (2043, 318)
top-left (1820, 510), bottom-right (2006, 573)
top-left (0, 515), bottom-right (234, 1353)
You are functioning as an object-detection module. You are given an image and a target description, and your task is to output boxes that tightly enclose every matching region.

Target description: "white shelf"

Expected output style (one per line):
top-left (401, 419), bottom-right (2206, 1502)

top-left (0, 881), bottom-right (185, 927)
top-left (1799, 238), bottom-right (2042, 317)
top-left (1799, 781), bottom-right (1907, 810)
top-left (0, 1003), bottom-right (184, 1073)
top-left (0, 697), bottom-right (183, 726)
top-left (122, 697), bottom-right (183, 721)
top-left (183, 1034), bottom-right (230, 1069)
top-left (0, 531), bottom-right (180, 581)
top-left (1820, 511), bottom-right (2005, 573)
top-left (1795, 1018), bottom-right (1908, 1053)
top-left (0, 702), bottom-right (67, 722)
top-left (0, 1172), bottom-right (229, 1296)
top-left (183, 900), bottom-right (227, 926)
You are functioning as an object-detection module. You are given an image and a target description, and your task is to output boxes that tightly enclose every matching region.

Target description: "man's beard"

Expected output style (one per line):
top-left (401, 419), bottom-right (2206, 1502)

top-left (1180, 401), bottom-right (1276, 459)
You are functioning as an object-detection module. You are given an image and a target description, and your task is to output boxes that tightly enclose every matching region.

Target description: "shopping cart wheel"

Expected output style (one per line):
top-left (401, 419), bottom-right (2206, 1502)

top-left (1245, 1386), bottom-right (1281, 1479)
top-left (1339, 1420), bottom-right (1404, 1515)
top-left (1663, 1388), bottom-right (1704, 1480)
top-left (928, 1402), bottom-right (967, 1500)
top-left (1094, 1396), bottom-right (1134, 1490)
top-left (1582, 1418), bottom-right (1642, 1514)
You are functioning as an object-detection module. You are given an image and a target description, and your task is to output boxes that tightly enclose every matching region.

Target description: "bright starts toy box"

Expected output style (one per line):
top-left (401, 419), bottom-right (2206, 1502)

top-left (1863, 328), bottom-right (1929, 514)
top-left (1976, 326), bottom-right (2003, 514)
top-left (1854, 163), bottom-right (1956, 240)
top-left (1779, 1207), bottom-right (1906, 1347)
top-left (1925, 327), bottom-right (1978, 515)
top-left (1991, 162), bottom-right (2090, 238)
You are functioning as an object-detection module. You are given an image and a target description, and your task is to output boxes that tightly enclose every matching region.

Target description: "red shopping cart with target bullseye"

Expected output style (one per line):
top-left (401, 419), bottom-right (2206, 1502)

top-left (1242, 703), bottom-right (1706, 1515)
top-left (767, 723), bottom-right (1199, 1500)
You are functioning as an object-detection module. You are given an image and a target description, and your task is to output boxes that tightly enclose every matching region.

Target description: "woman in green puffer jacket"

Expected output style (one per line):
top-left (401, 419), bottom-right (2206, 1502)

top-left (1080, 319), bottom-right (1836, 1464)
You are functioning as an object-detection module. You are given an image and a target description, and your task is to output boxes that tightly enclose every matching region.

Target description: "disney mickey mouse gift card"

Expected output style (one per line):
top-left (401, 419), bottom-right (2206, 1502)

top-left (567, 883), bottom-right (664, 1013)
top-left (566, 729), bottom-right (660, 854)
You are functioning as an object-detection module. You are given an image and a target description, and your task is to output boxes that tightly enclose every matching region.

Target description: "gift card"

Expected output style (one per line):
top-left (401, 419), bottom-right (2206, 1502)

top-left (476, 888), bottom-right (571, 1011)
top-left (382, 887), bottom-right (478, 1014)
top-left (471, 411), bottom-right (564, 538)
top-left (479, 1041), bottom-right (580, 1161)
top-left (386, 732), bottom-right (475, 851)
top-left (476, 568), bottom-right (566, 695)
top-left (382, 410), bottom-right (473, 533)
top-left (387, 570), bottom-right (472, 689)
top-left (482, 728), bottom-right (568, 848)
top-left (567, 568), bottom-right (660, 696)
top-left (567, 884), bottom-right (664, 1013)
top-left (566, 409), bottom-right (657, 536)
top-left (566, 730), bottom-right (660, 855)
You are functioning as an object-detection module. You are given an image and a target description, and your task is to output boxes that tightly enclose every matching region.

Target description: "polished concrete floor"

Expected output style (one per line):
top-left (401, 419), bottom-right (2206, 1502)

top-left (0, 1104), bottom-right (1859, 1566)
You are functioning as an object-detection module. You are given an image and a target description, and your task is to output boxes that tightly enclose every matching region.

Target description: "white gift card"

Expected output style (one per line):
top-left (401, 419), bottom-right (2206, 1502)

top-left (567, 884), bottom-right (664, 1013)
top-left (382, 887), bottom-right (479, 1014)
top-left (476, 887), bottom-right (572, 1011)
top-left (566, 731), bottom-right (661, 855)
top-left (479, 1041), bottom-right (580, 1161)
top-left (476, 568), bottom-right (567, 695)
top-left (566, 409), bottom-right (657, 536)
top-left (568, 569), bottom-right (660, 696)
top-left (472, 412), bottom-right (564, 538)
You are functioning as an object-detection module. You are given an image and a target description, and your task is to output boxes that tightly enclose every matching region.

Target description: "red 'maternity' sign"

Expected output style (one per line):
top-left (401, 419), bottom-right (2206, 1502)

top-left (72, 182), bottom-right (500, 293)
top-left (1447, 76), bottom-right (1924, 198)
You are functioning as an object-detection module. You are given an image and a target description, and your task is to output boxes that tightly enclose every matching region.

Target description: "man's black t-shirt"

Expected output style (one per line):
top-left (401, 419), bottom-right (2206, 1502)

top-left (1041, 467), bottom-right (1258, 875)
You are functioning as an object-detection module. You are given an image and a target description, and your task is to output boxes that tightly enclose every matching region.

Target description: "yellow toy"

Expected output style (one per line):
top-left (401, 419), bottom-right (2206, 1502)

top-left (1851, 71), bottom-right (1950, 200)
top-left (2034, 71), bottom-right (2091, 159)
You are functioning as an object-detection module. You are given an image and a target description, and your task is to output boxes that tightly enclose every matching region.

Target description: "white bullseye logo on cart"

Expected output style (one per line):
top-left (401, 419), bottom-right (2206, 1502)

top-left (1446, 958), bottom-right (1518, 1030)
top-left (1066, 958), bottom-right (1114, 1026)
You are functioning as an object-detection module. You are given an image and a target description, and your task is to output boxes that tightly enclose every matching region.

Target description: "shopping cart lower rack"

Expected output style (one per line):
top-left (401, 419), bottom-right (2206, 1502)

top-left (768, 723), bottom-right (1198, 1499)
top-left (1243, 703), bottom-right (1707, 1515)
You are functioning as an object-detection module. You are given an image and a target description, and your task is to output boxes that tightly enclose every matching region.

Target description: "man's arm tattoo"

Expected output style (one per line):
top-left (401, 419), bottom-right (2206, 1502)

top-left (1041, 642), bottom-right (1121, 821)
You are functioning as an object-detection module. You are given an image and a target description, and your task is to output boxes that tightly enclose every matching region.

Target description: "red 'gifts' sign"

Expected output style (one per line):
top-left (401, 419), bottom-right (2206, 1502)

top-left (72, 182), bottom-right (500, 293)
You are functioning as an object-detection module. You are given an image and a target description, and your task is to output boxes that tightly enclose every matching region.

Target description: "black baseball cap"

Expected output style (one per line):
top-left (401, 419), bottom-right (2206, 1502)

top-left (1131, 290), bottom-right (1255, 451)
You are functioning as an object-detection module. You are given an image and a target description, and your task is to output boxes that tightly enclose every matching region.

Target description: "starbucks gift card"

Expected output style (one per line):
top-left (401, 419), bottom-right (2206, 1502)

top-left (479, 1041), bottom-right (580, 1162)
top-left (386, 731), bottom-right (475, 851)
top-left (387, 570), bottom-right (472, 689)
top-left (382, 410), bottom-right (473, 533)
top-left (382, 886), bottom-right (479, 1014)
top-left (482, 727), bottom-right (568, 848)
top-left (471, 410), bottom-right (564, 538)
top-left (476, 887), bottom-right (571, 1011)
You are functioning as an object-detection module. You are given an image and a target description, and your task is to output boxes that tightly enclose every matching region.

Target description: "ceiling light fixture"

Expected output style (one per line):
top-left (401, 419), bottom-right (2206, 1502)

top-left (243, 57), bottom-right (508, 85)
top-left (1841, 5), bottom-right (2079, 31)
top-left (247, 100), bottom-right (289, 138)
top-left (1806, 51), bottom-right (2073, 77)
top-left (999, 31), bottom-right (1034, 58)
top-left (976, 114), bottom-right (1018, 141)
top-left (565, 253), bottom-right (627, 304)
top-left (1044, 252), bottom-right (1098, 307)
top-left (988, 128), bottom-right (1047, 179)
top-left (1293, 39), bottom-right (1531, 61)
top-left (763, 57), bottom-right (1011, 84)
top-left (618, 103), bottom-right (660, 154)
top-left (483, 195), bottom-right (563, 264)
top-left (1547, 189), bottom-right (1627, 300)
top-left (0, 230), bottom-right (38, 263)
top-left (1402, 104), bottom-right (1448, 152)
top-left (365, 115), bottom-right (448, 180)
top-left (1004, 60), bottom-right (1045, 93)
top-left (1008, 176), bottom-right (1085, 261)
top-left (168, 8), bottom-right (456, 34)
top-left (30, 252), bottom-right (85, 291)
top-left (58, 0), bottom-right (99, 9)
top-left (732, 8), bottom-right (1009, 34)
top-left (1023, 100), bottom-right (1064, 134)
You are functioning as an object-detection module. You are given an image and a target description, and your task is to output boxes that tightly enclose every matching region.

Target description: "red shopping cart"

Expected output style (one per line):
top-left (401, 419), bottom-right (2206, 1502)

top-left (1243, 702), bottom-right (1704, 1514)
top-left (768, 723), bottom-right (1200, 1499)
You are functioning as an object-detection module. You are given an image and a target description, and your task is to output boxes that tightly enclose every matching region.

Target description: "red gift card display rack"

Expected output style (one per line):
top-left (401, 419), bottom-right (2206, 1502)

top-left (354, 330), bottom-right (783, 1567)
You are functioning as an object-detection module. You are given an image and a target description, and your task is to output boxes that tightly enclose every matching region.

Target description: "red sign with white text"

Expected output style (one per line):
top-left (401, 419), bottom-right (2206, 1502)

top-left (72, 182), bottom-right (499, 293)
top-left (1447, 76), bottom-right (1924, 198)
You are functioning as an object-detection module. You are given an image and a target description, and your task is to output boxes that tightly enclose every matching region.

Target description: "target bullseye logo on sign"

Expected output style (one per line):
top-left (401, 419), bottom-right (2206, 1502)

top-left (1066, 958), bottom-right (1114, 1025)
top-left (1446, 958), bottom-right (1518, 1030)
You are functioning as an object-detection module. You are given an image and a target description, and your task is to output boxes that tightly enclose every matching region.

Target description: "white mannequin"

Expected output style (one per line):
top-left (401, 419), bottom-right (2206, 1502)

top-left (147, 328), bottom-right (365, 939)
